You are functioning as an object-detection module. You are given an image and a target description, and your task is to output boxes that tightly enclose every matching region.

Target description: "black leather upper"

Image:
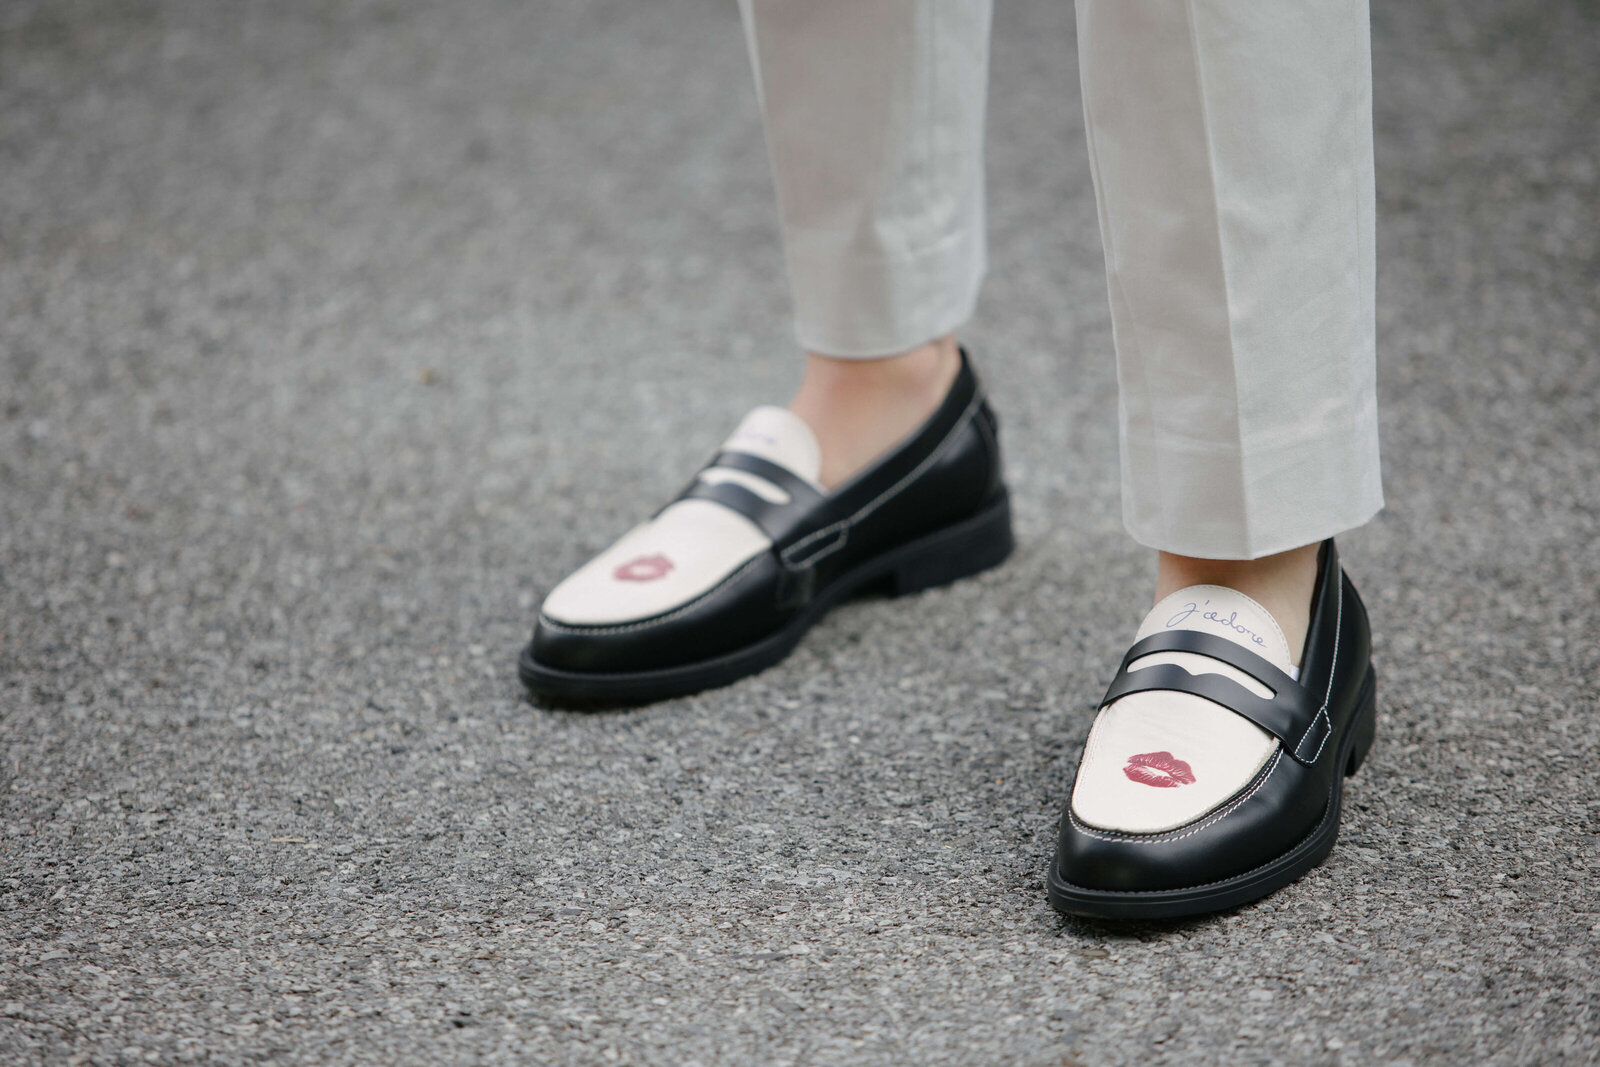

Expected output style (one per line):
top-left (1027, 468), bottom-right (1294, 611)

top-left (532, 349), bottom-right (1006, 674)
top-left (1053, 540), bottom-right (1374, 894)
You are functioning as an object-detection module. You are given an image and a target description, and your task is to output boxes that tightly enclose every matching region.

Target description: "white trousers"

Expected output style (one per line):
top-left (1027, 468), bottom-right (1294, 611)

top-left (737, 0), bottom-right (1384, 560)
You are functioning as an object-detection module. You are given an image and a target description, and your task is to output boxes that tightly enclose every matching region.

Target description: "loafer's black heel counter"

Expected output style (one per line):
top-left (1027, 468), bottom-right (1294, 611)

top-left (1337, 564), bottom-right (1377, 779)
top-left (973, 394), bottom-right (1007, 507)
top-left (886, 491), bottom-right (1013, 596)
top-left (1345, 667), bottom-right (1378, 777)
top-left (885, 389), bottom-right (1013, 597)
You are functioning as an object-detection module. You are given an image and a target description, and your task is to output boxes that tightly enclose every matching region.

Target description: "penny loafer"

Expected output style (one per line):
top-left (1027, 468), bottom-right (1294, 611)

top-left (519, 348), bottom-right (1013, 706)
top-left (1047, 540), bottom-right (1377, 919)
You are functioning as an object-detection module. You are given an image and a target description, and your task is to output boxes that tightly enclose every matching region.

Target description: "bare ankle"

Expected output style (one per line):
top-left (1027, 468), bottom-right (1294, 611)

top-left (788, 335), bottom-right (961, 487)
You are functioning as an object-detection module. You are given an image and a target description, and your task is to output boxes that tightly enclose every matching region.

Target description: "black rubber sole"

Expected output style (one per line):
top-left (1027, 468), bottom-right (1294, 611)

top-left (1046, 666), bottom-right (1378, 921)
top-left (519, 491), bottom-right (1014, 707)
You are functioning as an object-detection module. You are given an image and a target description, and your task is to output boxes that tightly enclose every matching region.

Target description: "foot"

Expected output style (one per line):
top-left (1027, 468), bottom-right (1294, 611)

top-left (521, 347), bottom-right (1011, 705)
top-left (788, 335), bottom-right (961, 488)
top-left (1063, 542), bottom-right (1320, 836)
top-left (1049, 540), bottom-right (1379, 919)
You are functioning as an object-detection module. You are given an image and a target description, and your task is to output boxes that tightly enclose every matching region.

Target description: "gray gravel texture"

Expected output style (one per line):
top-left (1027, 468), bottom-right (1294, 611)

top-left (3, 0), bottom-right (1598, 1064)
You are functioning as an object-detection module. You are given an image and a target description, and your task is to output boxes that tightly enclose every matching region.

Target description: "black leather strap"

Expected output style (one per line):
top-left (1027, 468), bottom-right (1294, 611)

top-left (1100, 630), bottom-right (1331, 766)
top-left (674, 477), bottom-right (820, 545)
top-left (704, 451), bottom-right (824, 510)
top-left (664, 450), bottom-right (828, 546)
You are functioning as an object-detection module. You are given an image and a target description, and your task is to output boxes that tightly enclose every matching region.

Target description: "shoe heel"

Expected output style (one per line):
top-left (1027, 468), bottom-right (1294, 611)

top-left (1344, 668), bottom-right (1377, 777)
top-left (888, 492), bottom-right (1014, 596)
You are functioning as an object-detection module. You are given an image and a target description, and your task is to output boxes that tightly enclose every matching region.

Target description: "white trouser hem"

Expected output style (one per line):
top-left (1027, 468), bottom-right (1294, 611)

top-left (1121, 412), bottom-right (1385, 560)
top-left (789, 225), bottom-right (985, 359)
top-left (1124, 498), bottom-right (1385, 562)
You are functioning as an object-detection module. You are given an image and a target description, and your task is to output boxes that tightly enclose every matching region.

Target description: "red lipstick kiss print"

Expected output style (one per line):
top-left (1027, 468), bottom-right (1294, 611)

top-left (1123, 751), bottom-right (1196, 788)
top-left (613, 554), bottom-right (674, 582)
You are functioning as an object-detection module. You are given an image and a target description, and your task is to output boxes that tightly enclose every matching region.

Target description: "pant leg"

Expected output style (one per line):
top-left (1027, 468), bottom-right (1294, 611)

top-left (738, 0), bottom-right (992, 358)
top-left (1077, 0), bottom-right (1383, 559)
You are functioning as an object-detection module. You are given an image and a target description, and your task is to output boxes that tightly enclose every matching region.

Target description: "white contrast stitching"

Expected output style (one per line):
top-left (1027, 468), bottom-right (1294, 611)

top-left (1291, 578), bottom-right (1344, 763)
top-left (1067, 749), bottom-right (1285, 845)
top-left (1058, 784), bottom-right (1343, 894)
top-left (779, 391), bottom-right (984, 569)
top-left (1294, 707), bottom-right (1332, 763)
top-left (536, 555), bottom-right (765, 635)
top-left (784, 525), bottom-right (848, 568)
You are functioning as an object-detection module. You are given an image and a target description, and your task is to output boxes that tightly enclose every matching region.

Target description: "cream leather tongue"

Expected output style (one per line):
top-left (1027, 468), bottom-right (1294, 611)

top-left (717, 406), bottom-right (823, 487)
top-left (1070, 586), bottom-right (1298, 835)
top-left (539, 407), bottom-right (822, 628)
top-left (1135, 585), bottom-right (1296, 679)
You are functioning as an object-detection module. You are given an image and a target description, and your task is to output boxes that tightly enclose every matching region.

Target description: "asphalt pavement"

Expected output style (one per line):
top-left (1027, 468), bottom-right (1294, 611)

top-left (2, 1), bottom-right (1597, 1063)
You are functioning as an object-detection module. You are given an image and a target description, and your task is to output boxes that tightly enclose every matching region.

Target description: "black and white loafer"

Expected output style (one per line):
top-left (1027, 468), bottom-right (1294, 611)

top-left (519, 349), bottom-right (1012, 706)
top-left (1048, 540), bottom-right (1377, 920)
